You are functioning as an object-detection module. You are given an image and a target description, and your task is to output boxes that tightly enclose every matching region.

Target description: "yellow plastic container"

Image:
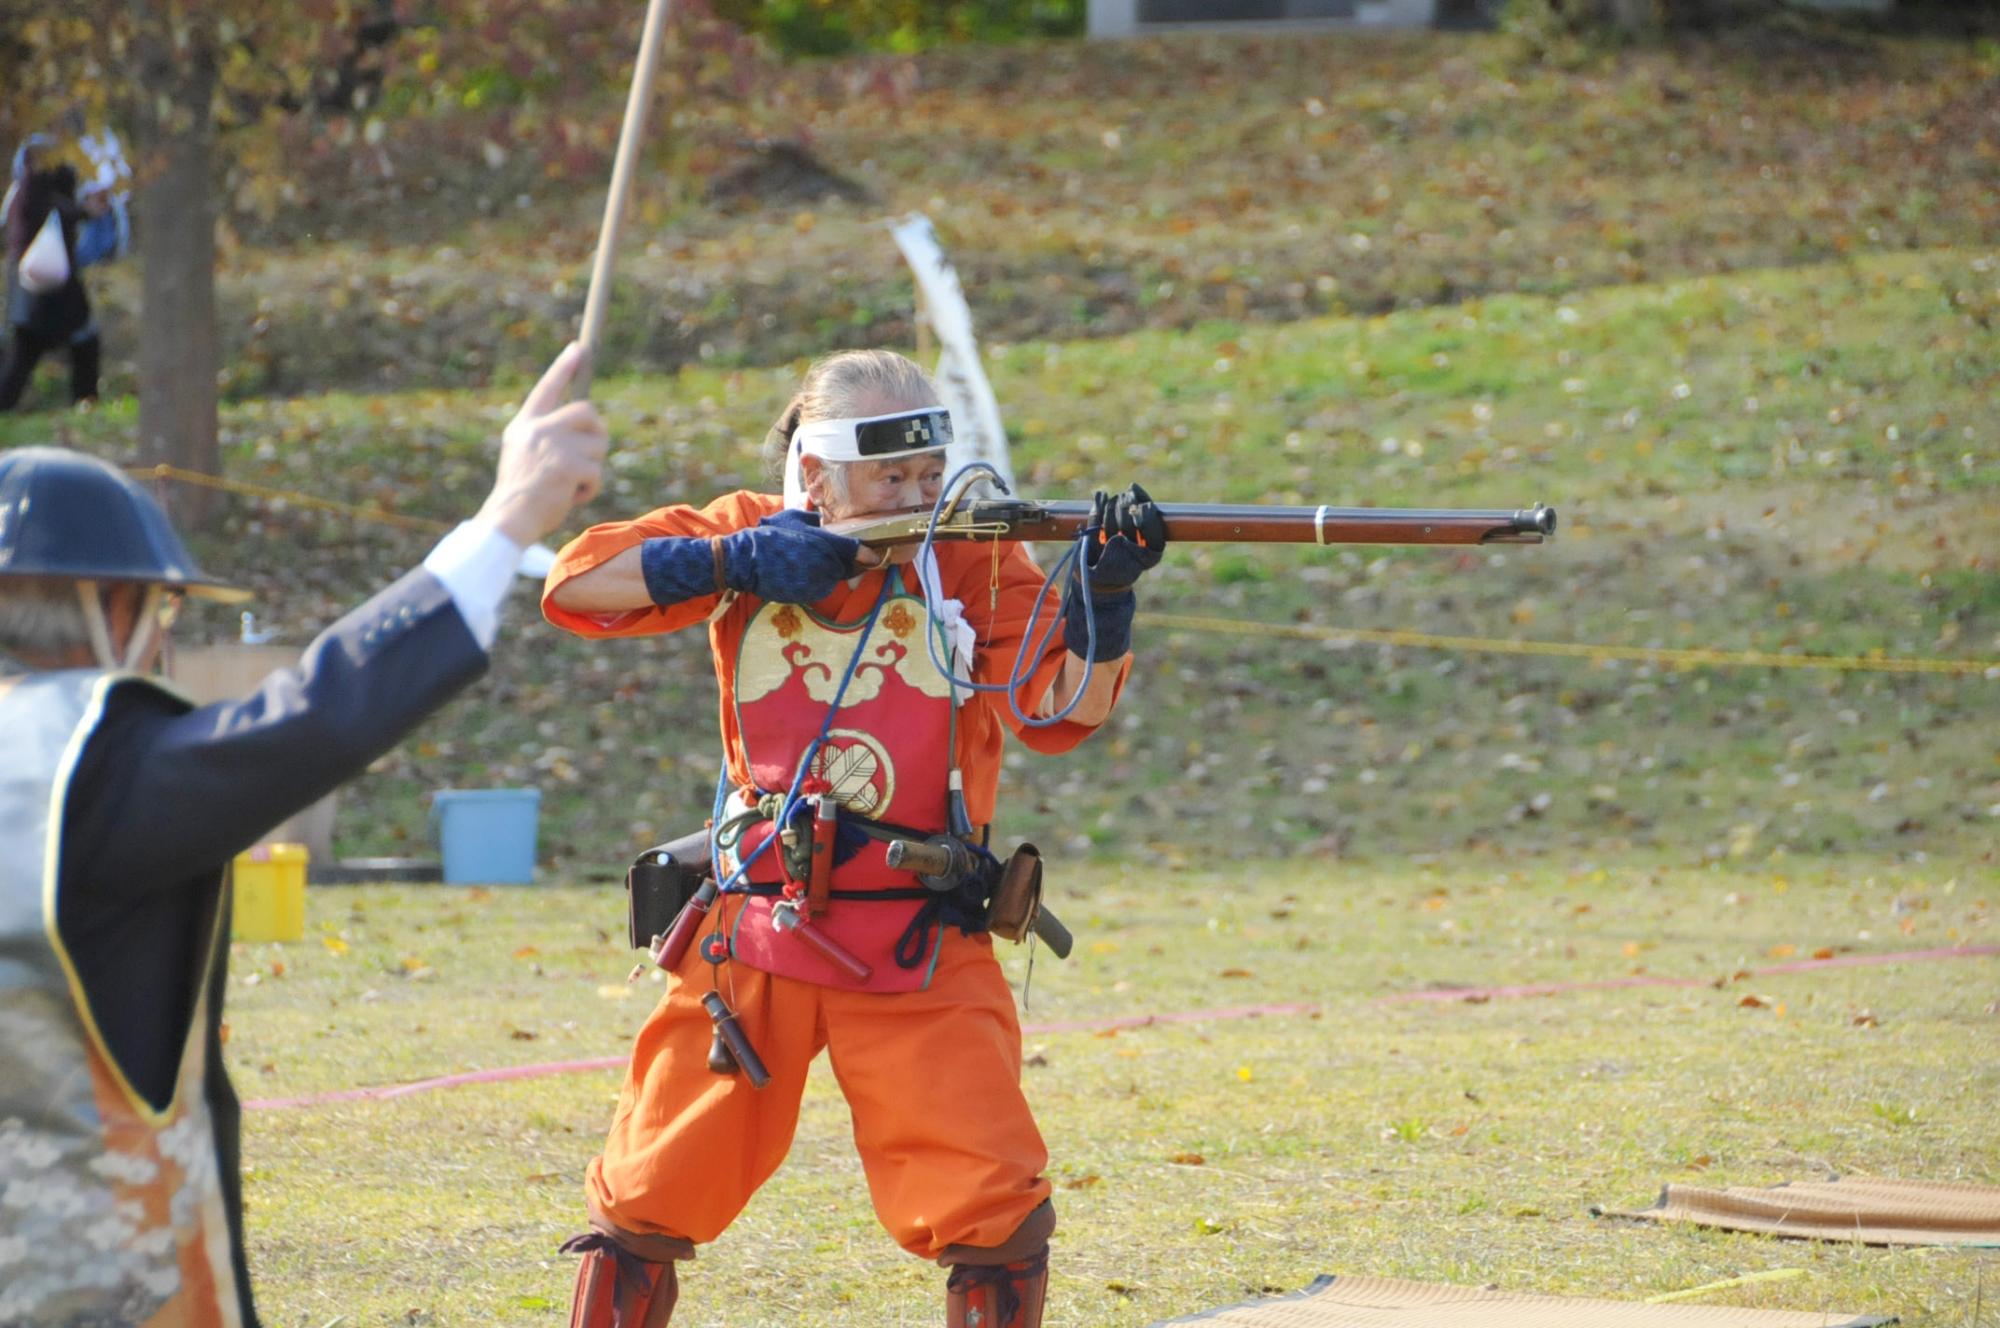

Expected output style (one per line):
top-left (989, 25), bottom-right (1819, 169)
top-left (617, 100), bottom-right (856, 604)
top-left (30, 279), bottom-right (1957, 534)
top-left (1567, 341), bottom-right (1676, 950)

top-left (232, 843), bottom-right (308, 943)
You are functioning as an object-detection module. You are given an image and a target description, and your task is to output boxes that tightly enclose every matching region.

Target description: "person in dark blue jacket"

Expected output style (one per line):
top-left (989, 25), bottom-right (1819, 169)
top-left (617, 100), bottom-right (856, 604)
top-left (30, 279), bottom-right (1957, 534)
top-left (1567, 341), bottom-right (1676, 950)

top-left (0, 343), bottom-right (606, 1324)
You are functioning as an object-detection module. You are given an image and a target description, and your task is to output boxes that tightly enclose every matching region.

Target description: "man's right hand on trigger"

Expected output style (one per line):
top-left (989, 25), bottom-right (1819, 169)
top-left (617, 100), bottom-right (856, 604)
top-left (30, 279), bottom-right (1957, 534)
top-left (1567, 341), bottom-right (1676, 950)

top-left (718, 509), bottom-right (871, 604)
top-left (479, 343), bottom-right (610, 547)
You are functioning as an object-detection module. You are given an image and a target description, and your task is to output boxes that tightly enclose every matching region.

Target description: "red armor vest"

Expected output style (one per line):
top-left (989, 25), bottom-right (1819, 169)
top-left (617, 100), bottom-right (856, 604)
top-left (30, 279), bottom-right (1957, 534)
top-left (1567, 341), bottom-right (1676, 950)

top-left (724, 572), bottom-right (954, 992)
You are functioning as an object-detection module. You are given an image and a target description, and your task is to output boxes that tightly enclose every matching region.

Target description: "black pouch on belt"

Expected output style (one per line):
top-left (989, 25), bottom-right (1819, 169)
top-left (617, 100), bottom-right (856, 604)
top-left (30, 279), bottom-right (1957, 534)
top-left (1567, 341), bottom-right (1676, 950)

top-left (627, 832), bottom-right (712, 950)
top-left (984, 844), bottom-right (1044, 943)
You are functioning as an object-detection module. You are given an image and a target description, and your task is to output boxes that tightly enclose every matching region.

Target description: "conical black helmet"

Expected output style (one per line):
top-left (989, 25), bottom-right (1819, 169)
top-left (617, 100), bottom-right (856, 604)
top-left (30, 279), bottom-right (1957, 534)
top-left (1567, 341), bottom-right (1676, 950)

top-left (0, 447), bottom-right (248, 602)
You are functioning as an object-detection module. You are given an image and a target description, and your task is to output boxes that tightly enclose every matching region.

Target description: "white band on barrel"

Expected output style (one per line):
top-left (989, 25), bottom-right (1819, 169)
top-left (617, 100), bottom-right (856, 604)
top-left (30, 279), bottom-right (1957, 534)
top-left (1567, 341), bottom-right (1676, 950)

top-left (1314, 505), bottom-right (1329, 546)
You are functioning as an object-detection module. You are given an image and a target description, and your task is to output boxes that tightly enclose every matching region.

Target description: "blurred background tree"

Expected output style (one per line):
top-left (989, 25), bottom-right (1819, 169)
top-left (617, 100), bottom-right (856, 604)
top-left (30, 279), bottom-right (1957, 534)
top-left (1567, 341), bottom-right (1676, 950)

top-left (0, 1), bottom-right (645, 521)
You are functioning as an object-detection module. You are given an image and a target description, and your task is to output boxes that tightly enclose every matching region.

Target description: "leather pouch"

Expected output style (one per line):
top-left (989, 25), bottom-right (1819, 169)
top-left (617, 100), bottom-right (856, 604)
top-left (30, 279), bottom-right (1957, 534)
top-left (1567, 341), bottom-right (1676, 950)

top-left (984, 844), bottom-right (1044, 943)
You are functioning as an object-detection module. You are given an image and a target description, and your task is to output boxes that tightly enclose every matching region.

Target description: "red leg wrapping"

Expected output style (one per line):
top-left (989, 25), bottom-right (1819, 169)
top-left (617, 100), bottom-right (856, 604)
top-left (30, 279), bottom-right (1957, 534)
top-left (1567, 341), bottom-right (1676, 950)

top-left (945, 1248), bottom-right (1048, 1328)
top-left (563, 1234), bottom-right (680, 1328)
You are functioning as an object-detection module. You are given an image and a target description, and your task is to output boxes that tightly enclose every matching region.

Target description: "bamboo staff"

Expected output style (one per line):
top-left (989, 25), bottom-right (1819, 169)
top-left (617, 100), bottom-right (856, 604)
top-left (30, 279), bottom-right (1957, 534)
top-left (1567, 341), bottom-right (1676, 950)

top-left (574, 0), bottom-right (676, 396)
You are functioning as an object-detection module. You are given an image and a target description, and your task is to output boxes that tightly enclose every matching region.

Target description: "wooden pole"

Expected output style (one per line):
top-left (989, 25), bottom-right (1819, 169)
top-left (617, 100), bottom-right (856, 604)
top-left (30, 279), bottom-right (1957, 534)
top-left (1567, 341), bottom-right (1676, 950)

top-left (574, 0), bottom-right (676, 396)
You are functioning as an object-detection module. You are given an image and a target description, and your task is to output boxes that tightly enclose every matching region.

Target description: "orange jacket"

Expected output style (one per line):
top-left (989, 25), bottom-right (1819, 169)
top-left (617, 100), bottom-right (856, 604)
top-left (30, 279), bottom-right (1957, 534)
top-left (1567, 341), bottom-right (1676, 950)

top-left (542, 491), bottom-right (1127, 825)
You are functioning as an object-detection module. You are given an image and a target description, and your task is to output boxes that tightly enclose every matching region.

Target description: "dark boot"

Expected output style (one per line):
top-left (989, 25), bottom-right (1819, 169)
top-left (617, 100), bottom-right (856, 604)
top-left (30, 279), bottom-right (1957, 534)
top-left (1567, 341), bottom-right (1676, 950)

top-left (945, 1247), bottom-right (1048, 1328)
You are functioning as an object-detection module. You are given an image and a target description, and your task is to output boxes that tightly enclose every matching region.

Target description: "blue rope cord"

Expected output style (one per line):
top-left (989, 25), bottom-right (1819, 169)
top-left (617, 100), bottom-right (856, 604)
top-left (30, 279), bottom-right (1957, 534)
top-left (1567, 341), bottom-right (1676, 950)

top-left (917, 462), bottom-right (1100, 729)
top-left (711, 572), bottom-right (898, 894)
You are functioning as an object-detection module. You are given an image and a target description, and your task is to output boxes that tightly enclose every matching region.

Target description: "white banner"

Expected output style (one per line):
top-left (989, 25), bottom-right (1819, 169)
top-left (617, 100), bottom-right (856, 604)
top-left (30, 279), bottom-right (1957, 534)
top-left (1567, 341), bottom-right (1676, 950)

top-left (889, 214), bottom-right (1016, 497)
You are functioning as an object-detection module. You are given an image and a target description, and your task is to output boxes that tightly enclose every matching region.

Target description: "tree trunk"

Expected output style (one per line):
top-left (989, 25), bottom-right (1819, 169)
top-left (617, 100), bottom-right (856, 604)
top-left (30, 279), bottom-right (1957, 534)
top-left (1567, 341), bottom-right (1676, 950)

top-left (132, 15), bottom-right (221, 526)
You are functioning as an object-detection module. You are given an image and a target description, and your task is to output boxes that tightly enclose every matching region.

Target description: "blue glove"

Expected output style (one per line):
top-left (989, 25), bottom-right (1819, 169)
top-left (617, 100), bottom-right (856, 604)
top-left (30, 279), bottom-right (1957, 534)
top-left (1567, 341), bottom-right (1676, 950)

top-left (640, 509), bottom-right (866, 607)
top-left (1063, 484), bottom-right (1168, 660)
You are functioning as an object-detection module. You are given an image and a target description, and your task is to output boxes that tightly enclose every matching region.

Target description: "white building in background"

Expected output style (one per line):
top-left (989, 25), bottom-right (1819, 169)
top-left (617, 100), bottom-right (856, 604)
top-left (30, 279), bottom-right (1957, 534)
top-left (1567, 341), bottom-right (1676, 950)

top-left (1087, 0), bottom-right (1439, 37)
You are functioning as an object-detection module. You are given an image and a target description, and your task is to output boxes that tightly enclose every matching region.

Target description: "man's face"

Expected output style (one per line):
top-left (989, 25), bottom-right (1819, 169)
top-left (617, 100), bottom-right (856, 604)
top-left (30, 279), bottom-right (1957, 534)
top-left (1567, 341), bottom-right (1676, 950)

top-left (836, 452), bottom-right (946, 521)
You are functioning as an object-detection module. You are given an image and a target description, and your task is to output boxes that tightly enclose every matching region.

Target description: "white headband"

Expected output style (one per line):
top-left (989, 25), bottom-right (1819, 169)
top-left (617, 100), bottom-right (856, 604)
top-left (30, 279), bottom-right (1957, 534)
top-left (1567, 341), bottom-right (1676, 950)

top-left (782, 407), bottom-right (952, 509)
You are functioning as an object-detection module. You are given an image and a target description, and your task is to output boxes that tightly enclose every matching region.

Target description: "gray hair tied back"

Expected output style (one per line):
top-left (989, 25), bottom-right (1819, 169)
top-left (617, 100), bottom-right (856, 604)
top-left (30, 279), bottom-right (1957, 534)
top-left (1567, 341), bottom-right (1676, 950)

top-left (763, 397), bottom-right (806, 483)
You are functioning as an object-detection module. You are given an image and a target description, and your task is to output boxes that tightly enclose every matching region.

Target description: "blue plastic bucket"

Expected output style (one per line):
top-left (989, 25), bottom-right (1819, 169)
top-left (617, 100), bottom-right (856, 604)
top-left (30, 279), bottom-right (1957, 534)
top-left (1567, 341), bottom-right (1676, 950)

top-left (430, 788), bottom-right (542, 885)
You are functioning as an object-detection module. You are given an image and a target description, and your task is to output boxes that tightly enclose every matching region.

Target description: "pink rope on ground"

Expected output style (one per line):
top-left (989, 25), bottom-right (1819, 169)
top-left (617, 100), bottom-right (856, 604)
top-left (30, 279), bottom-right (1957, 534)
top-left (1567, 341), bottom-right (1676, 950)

top-left (1019, 1001), bottom-right (1321, 1036)
top-left (1375, 944), bottom-right (2000, 1005)
top-left (244, 1057), bottom-right (625, 1111)
top-left (242, 946), bottom-right (1995, 1111)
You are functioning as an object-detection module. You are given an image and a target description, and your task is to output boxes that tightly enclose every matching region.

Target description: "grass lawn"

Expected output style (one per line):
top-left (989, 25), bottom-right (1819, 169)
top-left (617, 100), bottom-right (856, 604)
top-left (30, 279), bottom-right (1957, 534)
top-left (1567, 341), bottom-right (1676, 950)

top-left (233, 852), bottom-right (1996, 1325)
top-left (9, 244), bottom-right (1994, 871)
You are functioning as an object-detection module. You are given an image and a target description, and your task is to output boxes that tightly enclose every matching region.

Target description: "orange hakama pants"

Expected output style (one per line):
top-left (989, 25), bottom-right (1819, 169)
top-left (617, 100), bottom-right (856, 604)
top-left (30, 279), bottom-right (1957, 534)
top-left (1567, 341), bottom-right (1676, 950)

top-left (586, 916), bottom-right (1052, 1261)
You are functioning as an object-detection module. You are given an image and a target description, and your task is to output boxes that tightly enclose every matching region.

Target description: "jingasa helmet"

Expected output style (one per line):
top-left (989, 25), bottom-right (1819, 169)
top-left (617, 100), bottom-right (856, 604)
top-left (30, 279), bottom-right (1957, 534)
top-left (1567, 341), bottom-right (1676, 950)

top-left (0, 447), bottom-right (247, 601)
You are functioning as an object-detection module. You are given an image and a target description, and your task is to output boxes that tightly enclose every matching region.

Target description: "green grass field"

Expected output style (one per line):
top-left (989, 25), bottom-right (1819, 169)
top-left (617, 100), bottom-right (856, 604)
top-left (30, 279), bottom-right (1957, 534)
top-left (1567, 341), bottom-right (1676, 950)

top-left (232, 857), bottom-right (1995, 1325)
top-left (11, 243), bottom-right (1994, 871)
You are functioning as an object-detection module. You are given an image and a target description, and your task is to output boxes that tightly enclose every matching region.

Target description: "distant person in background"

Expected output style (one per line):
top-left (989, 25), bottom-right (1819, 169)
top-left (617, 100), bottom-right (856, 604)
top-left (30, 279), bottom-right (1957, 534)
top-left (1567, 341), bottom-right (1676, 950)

top-left (0, 344), bottom-right (605, 1324)
top-left (2, 135), bottom-right (103, 411)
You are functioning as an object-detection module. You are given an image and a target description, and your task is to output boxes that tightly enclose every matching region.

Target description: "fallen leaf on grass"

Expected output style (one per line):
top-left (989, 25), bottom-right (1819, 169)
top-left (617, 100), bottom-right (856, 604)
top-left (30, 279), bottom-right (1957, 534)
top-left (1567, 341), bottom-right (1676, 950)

top-left (1813, 947), bottom-right (1836, 960)
top-left (1688, 1154), bottom-right (1714, 1169)
top-left (1193, 1217), bottom-right (1228, 1235)
top-left (1064, 1174), bottom-right (1102, 1189)
top-left (513, 945), bottom-right (540, 959)
top-left (1738, 993), bottom-right (1775, 1009)
top-left (510, 1028), bottom-right (538, 1041)
top-left (322, 936), bottom-right (349, 955)
top-left (1105, 1282), bottom-right (1136, 1297)
top-left (1219, 967), bottom-right (1254, 978)
top-left (1851, 1009), bottom-right (1879, 1027)
top-left (1169, 1152), bottom-right (1206, 1166)
top-left (1768, 943), bottom-right (1797, 959)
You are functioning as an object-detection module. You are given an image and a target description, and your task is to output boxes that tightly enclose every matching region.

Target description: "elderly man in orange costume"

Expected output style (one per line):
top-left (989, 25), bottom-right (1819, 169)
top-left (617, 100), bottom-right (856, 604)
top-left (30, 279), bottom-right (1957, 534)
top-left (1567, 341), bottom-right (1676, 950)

top-left (541, 349), bottom-right (1167, 1327)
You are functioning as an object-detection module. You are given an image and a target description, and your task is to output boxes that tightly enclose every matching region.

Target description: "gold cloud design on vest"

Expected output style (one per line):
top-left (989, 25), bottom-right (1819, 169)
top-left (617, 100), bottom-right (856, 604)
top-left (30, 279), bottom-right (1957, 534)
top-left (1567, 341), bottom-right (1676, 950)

top-left (736, 598), bottom-right (953, 708)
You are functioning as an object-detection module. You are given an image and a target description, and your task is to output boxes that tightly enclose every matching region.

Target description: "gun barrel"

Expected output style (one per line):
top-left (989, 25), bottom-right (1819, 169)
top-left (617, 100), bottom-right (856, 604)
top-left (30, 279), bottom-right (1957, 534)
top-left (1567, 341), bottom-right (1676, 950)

top-left (834, 500), bottom-right (1558, 548)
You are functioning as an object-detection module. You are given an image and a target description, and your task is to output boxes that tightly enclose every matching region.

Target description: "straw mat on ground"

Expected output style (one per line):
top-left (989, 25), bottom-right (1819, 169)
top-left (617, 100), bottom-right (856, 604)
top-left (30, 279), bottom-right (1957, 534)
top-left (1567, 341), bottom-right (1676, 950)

top-left (1148, 1275), bottom-right (1889, 1327)
top-left (1600, 1177), bottom-right (2000, 1247)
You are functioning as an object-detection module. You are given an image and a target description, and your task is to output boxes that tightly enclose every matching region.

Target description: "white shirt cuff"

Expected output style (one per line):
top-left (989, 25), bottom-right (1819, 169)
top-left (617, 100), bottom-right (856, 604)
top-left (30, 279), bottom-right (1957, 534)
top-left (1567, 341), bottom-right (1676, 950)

top-left (421, 519), bottom-right (525, 651)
